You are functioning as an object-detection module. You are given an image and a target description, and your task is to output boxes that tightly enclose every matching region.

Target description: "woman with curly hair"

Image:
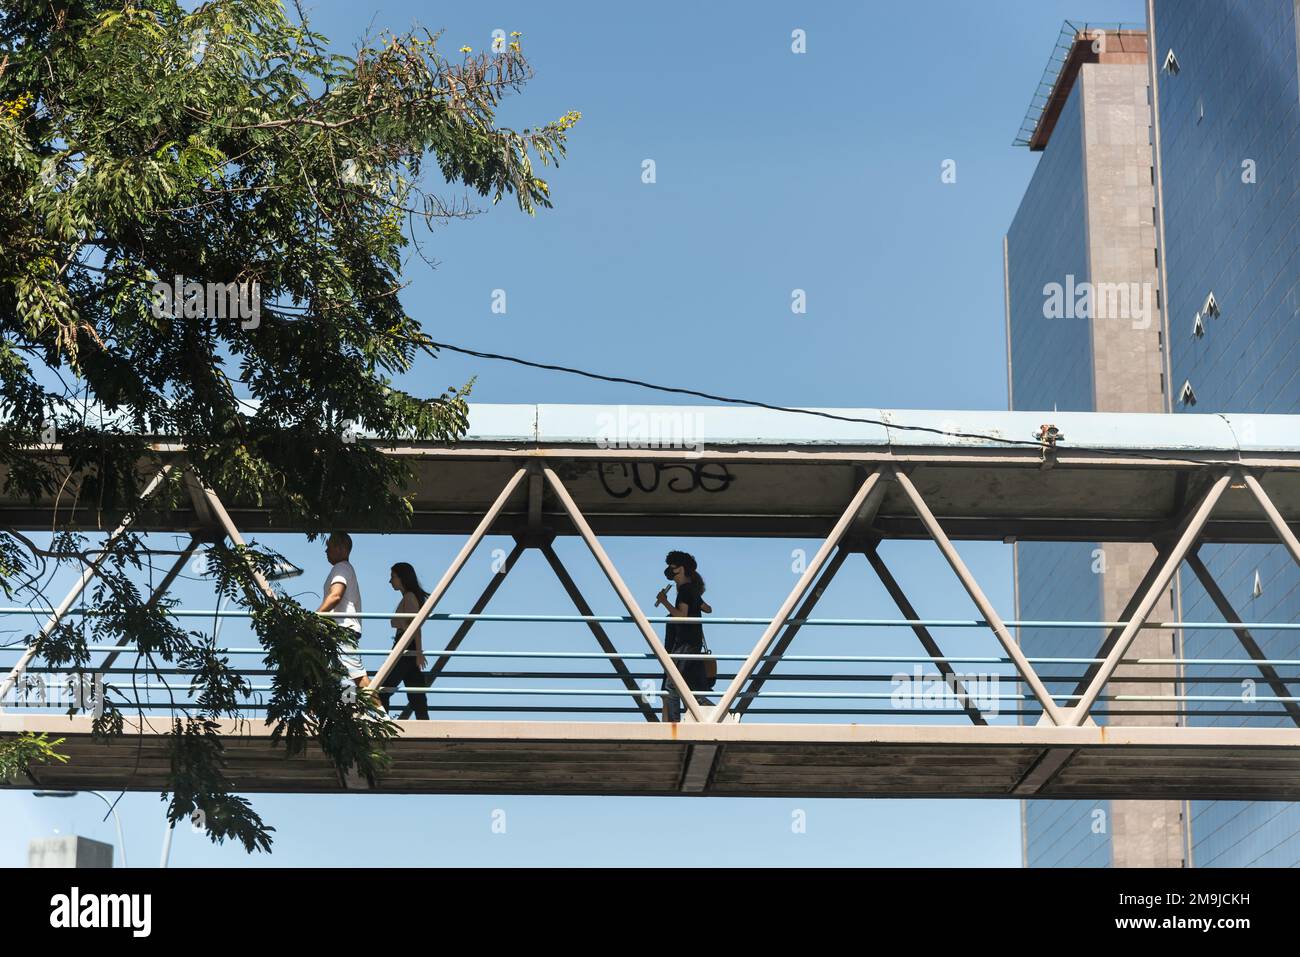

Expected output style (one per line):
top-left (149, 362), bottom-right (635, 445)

top-left (653, 550), bottom-right (715, 721)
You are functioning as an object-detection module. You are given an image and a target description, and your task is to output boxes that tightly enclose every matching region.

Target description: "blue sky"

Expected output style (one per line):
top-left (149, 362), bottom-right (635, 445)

top-left (2, 0), bottom-right (1146, 867)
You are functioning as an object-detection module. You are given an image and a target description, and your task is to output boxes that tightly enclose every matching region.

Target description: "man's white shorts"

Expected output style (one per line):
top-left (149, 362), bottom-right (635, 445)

top-left (340, 631), bottom-right (367, 680)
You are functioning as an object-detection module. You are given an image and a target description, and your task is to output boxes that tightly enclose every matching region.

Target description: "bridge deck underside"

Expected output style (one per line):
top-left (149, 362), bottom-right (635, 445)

top-left (1, 447), bottom-right (1298, 541)
top-left (6, 719), bottom-right (1300, 800)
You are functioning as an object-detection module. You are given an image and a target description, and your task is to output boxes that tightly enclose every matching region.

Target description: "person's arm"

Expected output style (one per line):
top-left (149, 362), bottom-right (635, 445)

top-left (656, 588), bottom-right (701, 619)
top-left (658, 584), bottom-right (703, 619)
top-left (655, 589), bottom-right (691, 618)
top-left (317, 581), bottom-right (346, 615)
top-left (700, 600), bottom-right (712, 614)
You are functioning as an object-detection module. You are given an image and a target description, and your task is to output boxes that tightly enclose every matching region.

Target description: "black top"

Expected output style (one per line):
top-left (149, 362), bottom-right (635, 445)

top-left (665, 581), bottom-right (704, 652)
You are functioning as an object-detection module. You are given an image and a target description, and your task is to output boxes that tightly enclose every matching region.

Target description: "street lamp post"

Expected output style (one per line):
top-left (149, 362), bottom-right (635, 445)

top-left (34, 790), bottom-right (127, 868)
top-left (160, 821), bottom-right (175, 868)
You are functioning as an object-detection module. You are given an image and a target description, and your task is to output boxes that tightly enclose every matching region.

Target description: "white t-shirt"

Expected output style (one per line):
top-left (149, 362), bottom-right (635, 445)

top-left (323, 560), bottom-right (362, 634)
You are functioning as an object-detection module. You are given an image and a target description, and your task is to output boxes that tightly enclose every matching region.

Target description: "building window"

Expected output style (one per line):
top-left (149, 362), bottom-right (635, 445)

top-left (1203, 291), bottom-right (1220, 318)
top-left (1179, 379), bottom-right (1197, 406)
top-left (1163, 49), bottom-right (1180, 75)
top-left (1192, 312), bottom-right (1205, 338)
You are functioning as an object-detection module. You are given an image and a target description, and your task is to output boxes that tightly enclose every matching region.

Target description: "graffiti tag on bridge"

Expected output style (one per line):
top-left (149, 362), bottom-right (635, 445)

top-left (597, 462), bottom-right (736, 499)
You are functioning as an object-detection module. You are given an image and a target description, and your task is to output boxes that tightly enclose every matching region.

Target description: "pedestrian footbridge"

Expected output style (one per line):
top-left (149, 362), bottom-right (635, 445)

top-left (2, 406), bottom-right (1299, 799)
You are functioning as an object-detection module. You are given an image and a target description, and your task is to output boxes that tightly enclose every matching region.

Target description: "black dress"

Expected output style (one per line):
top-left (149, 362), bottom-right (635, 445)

top-left (662, 581), bottom-right (708, 694)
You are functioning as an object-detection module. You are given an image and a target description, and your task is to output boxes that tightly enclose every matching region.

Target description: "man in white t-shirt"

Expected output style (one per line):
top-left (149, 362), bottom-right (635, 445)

top-left (316, 531), bottom-right (371, 694)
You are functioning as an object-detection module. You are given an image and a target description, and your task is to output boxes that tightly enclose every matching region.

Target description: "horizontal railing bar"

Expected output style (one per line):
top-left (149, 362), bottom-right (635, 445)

top-left (10, 696), bottom-right (1289, 712)
top-left (47, 682), bottom-right (1300, 703)
top-left (8, 647), bottom-right (1300, 669)
top-left (13, 668), bottom-right (1284, 687)
top-left (0, 607), bottom-right (1296, 631)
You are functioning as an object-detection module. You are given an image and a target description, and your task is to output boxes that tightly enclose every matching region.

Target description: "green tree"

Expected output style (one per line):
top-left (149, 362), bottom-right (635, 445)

top-left (0, 732), bottom-right (68, 780)
top-left (0, 0), bottom-right (575, 851)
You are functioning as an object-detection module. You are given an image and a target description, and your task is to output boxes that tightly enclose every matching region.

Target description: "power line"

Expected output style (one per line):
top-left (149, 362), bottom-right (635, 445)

top-left (426, 341), bottom-right (1047, 445)
top-left (424, 339), bottom-right (1242, 466)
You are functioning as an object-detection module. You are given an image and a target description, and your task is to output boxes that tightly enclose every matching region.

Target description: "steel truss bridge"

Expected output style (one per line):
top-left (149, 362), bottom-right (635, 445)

top-left (2, 405), bottom-right (1300, 800)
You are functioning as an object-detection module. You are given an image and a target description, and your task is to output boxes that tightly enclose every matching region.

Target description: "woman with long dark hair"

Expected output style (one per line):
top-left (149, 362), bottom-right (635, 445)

top-left (385, 562), bottom-right (430, 720)
top-left (653, 550), bottom-right (715, 721)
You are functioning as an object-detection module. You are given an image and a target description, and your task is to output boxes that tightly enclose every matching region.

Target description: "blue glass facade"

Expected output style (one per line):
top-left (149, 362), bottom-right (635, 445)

top-left (1153, 0), bottom-right (1300, 868)
top-left (1017, 540), bottom-right (1111, 867)
top-left (1006, 79), bottom-right (1111, 868)
top-left (1007, 86), bottom-right (1096, 414)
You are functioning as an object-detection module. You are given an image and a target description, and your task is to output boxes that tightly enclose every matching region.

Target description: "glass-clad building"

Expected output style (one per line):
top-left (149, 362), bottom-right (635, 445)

top-left (1005, 25), bottom-right (1182, 867)
top-left (1151, 0), bottom-right (1300, 867)
top-left (1006, 73), bottom-right (1108, 868)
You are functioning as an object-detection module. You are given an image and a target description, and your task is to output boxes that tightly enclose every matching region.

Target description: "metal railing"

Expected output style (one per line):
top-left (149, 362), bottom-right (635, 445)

top-left (3, 609), bottom-right (1298, 724)
top-left (1, 452), bottom-right (1298, 733)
